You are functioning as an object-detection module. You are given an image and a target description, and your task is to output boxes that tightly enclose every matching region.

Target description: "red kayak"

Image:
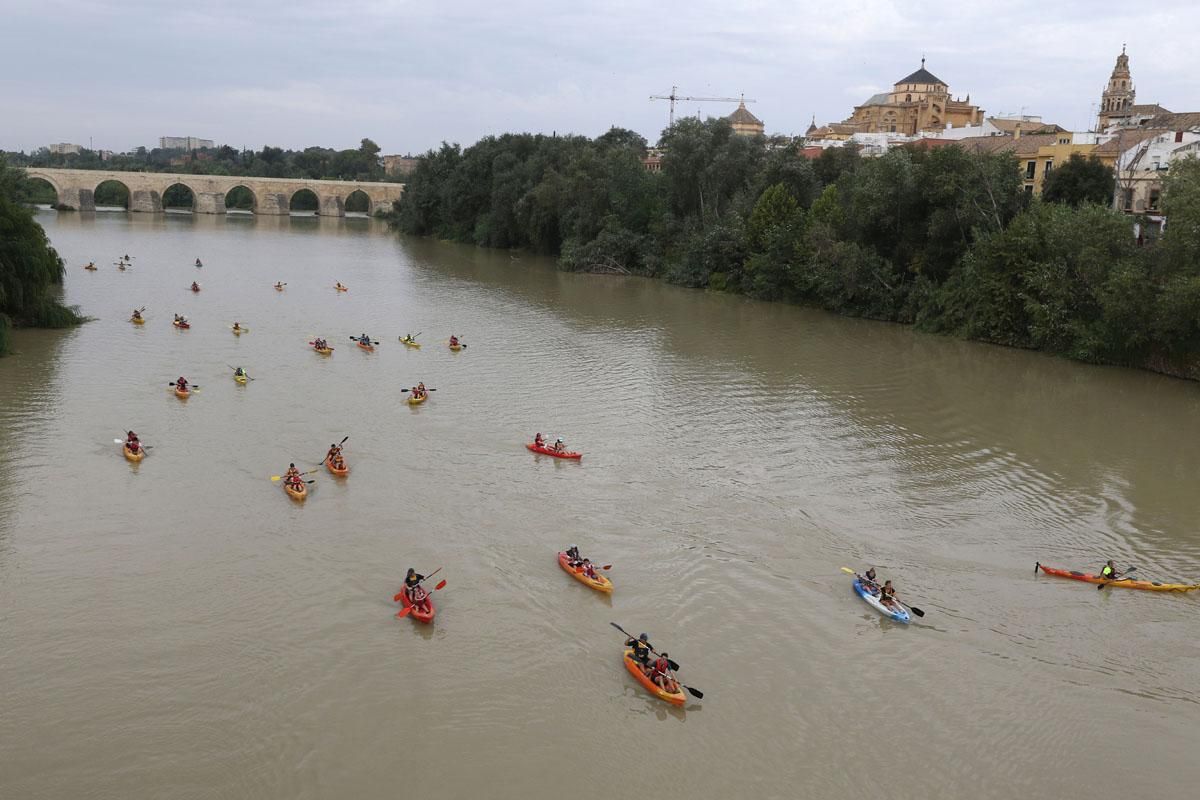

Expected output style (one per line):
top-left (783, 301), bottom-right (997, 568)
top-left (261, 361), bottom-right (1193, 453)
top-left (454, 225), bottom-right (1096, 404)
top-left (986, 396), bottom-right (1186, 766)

top-left (526, 442), bottom-right (582, 460)
top-left (400, 588), bottom-right (436, 623)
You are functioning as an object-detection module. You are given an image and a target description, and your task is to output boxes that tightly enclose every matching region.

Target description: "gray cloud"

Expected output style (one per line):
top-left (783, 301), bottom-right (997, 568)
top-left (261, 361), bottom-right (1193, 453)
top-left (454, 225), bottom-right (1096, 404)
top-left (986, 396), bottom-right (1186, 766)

top-left (2, 0), bottom-right (1197, 154)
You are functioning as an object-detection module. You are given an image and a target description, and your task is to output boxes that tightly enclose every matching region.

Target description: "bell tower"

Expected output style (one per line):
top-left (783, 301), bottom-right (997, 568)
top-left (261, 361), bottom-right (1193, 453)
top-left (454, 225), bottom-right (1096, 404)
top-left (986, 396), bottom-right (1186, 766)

top-left (1098, 45), bottom-right (1135, 130)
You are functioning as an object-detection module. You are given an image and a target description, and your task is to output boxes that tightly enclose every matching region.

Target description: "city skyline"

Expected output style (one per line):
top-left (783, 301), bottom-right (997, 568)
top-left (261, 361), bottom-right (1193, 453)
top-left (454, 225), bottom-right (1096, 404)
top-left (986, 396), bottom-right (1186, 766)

top-left (2, 0), bottom-right (1198, 154)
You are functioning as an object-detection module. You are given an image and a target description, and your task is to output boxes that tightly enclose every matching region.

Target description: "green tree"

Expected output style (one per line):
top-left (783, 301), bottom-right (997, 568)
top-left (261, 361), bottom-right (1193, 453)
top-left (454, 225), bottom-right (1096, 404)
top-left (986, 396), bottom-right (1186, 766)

top-left (1041, 153), bottom-right (1116, 207)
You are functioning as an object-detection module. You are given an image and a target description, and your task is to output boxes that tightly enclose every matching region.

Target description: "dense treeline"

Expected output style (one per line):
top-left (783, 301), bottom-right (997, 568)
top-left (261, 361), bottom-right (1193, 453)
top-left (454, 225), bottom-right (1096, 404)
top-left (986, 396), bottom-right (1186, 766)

top-left (0, 157), bottom-right (86, 355)
top-left (394, 119), bottom-right (1200, 375)
top-left (4, 138), bottom-right (390, 182)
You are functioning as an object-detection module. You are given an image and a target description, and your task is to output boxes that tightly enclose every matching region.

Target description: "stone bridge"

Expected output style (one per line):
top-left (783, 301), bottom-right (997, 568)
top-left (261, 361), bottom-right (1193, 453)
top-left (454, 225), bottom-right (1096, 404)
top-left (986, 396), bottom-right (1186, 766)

top-left (25, 167), bottom-right (405, 217)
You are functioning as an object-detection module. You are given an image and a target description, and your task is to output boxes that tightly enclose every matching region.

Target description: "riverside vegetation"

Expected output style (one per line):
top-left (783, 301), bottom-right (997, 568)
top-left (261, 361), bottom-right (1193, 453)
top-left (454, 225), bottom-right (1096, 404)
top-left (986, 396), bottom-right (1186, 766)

top-left (0, 157), bottom-right (86, 355)
top-left (394, 120), bottom-right (1200, 377)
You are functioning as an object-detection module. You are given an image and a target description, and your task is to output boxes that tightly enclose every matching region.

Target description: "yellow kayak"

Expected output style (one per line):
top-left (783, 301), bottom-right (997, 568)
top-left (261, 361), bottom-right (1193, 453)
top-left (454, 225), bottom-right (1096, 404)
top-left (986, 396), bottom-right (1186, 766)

top-left (407, 393), bottom-right (428, 405)
top-left (131, 316), bottom-right (145, 325)
top-left (400, 338), bottom-right (421, 348)
top-left (234, 374), bottom-right (248, 384)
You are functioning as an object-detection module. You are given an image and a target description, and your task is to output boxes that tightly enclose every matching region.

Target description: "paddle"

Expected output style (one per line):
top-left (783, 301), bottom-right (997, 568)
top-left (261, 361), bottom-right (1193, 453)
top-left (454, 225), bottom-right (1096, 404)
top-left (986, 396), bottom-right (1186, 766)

top-left (167, 383), bottom-right (200, 391)
top-left (1097, 567), bottom-right (1137, 589)
top-left (400, 388), bottom-right (438, 392)
top-left (270, 469), bottom-right (319, 482)
top-left (226, 364), bottom-right (255, 381)
top-left (319, 436), bottom-right (349, 465)
top-left (840, 567), bottom-right (924, 616)
top-left (399, 331), bottom-right (423, 343)
top-left (113, 438), bottom-right (152, 450)
top-left (608, 622), bottom-right (702, 699)
top-left (394, 580), bottom-right (447, 619)
top-left (349, 336), bottom-right (380, 346)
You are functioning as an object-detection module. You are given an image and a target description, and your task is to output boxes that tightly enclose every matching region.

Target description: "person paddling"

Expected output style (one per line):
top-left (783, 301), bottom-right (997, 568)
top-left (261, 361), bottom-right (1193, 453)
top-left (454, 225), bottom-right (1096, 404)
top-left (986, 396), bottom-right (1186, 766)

top-left (580, 559), bottom-right (600, 581)
top-left (401, 333), bottom-right (416, 344)
top-left (336, 282), bottom-right (346, 291)
top-left (326, 443), bottom-right (343, 465)
top-left (565, 544), bottom-right (582, 566)
top-left (175, 376), bottom-right (190, 392)
top-left (553, 437), bottom-right (566, 454)
top-left (878, 579), bottom-right (899, 609)
top-left (232, 322), bottom-right (243, 333)
top-left (449, 334), bottom-right (460, 347)
top-left (416, 382), bottom-right (427, 399)
top-left (625, 633), bottom-right (654, 674)
top-left (195, 258), bottom-right (202, 267)
top-left (131, 308), bottom-right (143, 321)
top-left (860, 567), bottom-right (879, 593)
top-left (234, 366), bottom-right (247, 379)
top-left (403, 568), bottom-right (432, 614)
top-left (275, 282), bottom-right (285, 290)
top-left (1101, 560), bottom-right (1125, 580)
top-left (125, 430), bottom-right (141, 454)
top-left (534, 432), bottom-right (546, 449)
top-left (191, 281), bottom-right (200, 291)
top-left (649, 652), bottom-right (679, 693)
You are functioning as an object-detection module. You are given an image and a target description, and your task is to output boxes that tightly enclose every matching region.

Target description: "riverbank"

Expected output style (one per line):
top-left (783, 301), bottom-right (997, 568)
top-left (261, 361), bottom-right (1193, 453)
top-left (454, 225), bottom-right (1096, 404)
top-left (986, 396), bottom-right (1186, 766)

top-left (391, 123), bottom-right (1200, 381)
top-left (0, 159), bottom-right (86, 355)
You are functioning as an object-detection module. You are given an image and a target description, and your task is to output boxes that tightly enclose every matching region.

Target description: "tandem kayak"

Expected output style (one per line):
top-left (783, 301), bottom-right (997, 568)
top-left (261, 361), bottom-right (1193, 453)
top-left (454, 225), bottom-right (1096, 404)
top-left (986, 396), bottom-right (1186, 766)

top-left (325, 456), bottom-right (349, 476)
top-left (623, 649), bottom-right (685, 706)
top-left (285, 482), bottom-right (307, 501)
top-left (558, 552), bottom-right (612, 593)
top-left (313, 346), bottom-right (333, 355)
top-left (123, 444), bottom-right (144, 462)
top-left (1036, 562), bottom-right (1200, 592)
top-left (357, 341), bottom-right (374, 352)
top-left (407, 393), bottom-right (427, 405)
top-left (174, 386), bottom-right (190, 399)
top-left (400, 588), bottom-right (435, 624)
top-left (400, 338), bottom-right (421, 348)
top-left (172, 320), bottom-right (190, 330)
top-left (853, 578), bottom-right (911, 623)
top-left (526, 442), bottom-right (582, 460)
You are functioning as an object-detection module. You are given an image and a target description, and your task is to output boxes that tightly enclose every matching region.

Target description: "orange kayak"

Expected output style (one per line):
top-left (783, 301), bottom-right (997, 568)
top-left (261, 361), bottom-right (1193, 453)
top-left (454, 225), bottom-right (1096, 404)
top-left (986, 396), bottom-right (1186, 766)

top-left (174, 386), bottom-right (190, 399)
top-left (526, 442), bottom-right (581, 459)
top-left (1036, 562), bottom-right (1200, 592)
top-left (400, 588), bottom-right (435, 623)
top-left (357, 340), bottom-right (374, 352)
top-left (285, 481), bottom-right (307, 501)
top-left (623, 649), bottom-right (685, 706)
top-left (558, 552), bottom-right (612, 593)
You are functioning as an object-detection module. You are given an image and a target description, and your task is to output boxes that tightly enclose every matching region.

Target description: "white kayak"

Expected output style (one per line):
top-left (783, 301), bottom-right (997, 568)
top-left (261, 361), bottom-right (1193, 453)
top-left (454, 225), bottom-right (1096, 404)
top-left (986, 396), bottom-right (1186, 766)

top-left (853, 578), bottom-right (911, 623)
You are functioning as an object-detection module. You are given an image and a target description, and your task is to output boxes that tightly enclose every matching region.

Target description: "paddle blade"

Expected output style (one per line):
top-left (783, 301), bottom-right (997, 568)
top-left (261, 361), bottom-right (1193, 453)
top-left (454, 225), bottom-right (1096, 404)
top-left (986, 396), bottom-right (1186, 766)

top-left (270, 476), bottom-right (283, 481)
top-left (392, 591), bottom-right (405, 602)
top-left (908, 606), bottom-right (925, 617)
top-left (609, 621), bottom-right (631, 638)
top-left (1035, 561), bottom-right (1040, 575)
top-left (433, 580), bottom-right (447, 590)
top-left (394, 606), bottom-right (412, 619)
top-left (667, 658), bottom-right (680, 671)
top-left (840, 567), bottom-right (855, 575)
top-left (684, 685), bottom-right (703, 699)
top-left (600, 564), bottom-right (613, 570)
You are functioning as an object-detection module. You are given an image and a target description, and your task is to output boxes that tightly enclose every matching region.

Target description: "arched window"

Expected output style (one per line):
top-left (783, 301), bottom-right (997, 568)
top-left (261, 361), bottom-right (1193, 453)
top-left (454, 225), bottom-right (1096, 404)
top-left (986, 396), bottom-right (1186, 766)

top-left (905, 94), bottom-right (912, 103)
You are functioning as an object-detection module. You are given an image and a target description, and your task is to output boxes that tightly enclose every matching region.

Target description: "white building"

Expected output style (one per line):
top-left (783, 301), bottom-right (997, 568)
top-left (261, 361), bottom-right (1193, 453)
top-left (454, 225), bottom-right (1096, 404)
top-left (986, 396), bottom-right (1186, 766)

top-left (159, 136), bottom-right (215, 151)
top-left (1115, 130), bottom-right (1200, 231)
top-left (46, 142), bottom-right (83, 155)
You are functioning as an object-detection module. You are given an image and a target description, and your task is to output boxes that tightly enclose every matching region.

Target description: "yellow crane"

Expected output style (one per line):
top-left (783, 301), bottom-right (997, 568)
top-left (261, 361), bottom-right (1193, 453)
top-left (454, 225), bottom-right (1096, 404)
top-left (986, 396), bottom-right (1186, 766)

top-left (650, 87), bottom-right (757, 126)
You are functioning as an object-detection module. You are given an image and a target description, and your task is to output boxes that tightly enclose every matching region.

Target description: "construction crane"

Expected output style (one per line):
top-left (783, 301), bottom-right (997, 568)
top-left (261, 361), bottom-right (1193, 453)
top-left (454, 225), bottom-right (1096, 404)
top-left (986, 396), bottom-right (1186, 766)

top-left (650, 87), bottom-right (757, 126)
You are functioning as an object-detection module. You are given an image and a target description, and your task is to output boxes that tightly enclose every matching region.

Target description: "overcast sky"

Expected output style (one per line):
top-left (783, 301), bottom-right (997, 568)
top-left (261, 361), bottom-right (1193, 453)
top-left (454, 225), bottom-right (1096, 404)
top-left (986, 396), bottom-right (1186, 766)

top-left (2, 0), bottom-right (1197, 155)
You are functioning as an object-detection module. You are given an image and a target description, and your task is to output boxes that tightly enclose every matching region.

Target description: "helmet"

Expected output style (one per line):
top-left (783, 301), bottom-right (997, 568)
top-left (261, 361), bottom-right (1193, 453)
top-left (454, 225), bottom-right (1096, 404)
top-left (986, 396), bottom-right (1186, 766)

top-left (289, 463), bottom-right (295, 468)
top-left (639, 633), bottom-right (649, 641)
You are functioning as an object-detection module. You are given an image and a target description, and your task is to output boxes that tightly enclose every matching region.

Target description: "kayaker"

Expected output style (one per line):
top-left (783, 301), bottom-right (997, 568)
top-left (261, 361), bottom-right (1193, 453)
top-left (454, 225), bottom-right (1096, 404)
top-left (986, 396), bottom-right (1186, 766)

top-left (195, 258), bottom-right (202, 267)
top-left (878, 580), bottom-right (898, 609)
top-left (553, 437), bottom-right (566, 453)
top-left (403, 568), bottom-right (432, 614)
top-left (275, 282), bottom-right (285, 289)
top-left (125, 431), bottom-right (141, 453)
top-left (191, 281), bottom-right (200, 291)
top-left (1101, 560), bottom-right (1119, 579)
top-left (402, 333), bottom-right (416, 343)
top-left (131, 308), bottom-right (142, 321)
top-left (417, 382), bottom-right (427, 398)
top-left (336, 282), bottom-right (346, 290)
top-left (285, 463), bottom-right (300, 480)
top-left (625, 633), bottom-right (653, 673)
top-left (233, 322), bottom-right (242, 332)
top-left (176, 376), bottom-right (189, 391)
top-left (326, 443), bottom-right (343, 464)
top-left (449, 334), bottom-right (460, 347)
top-left (234, 367), bottom-right (246, 378)
top-left (565, 544), bottom-right (581, 565)
top-left (534, 433), bottom-right (546, 448)
top-left (861, 567), bottom-right (878, 592)
top-left (581, 559), bottom-right (599, 580)
top-left (650, 653), bottom-right (678, 693)
top-left (123, 253), bottom-right (131, 261)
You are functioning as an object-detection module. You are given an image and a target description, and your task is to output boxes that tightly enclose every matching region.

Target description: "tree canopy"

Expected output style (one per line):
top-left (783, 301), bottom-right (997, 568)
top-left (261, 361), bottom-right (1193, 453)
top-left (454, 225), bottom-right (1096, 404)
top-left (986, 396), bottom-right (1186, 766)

top-left (1042, 153), bottom-right (1116, 207)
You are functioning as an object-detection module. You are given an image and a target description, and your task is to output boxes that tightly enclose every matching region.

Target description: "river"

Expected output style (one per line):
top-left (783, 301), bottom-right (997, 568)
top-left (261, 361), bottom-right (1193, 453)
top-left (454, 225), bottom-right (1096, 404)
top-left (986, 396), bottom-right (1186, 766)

top-left (2, 210), bottom-right (1199, 799)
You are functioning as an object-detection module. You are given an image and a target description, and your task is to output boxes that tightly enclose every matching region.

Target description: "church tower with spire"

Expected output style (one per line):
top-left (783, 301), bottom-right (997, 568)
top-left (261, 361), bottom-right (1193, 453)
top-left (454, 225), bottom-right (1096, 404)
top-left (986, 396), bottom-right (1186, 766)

top-left (1098, 45), bottom-right (1135, 130)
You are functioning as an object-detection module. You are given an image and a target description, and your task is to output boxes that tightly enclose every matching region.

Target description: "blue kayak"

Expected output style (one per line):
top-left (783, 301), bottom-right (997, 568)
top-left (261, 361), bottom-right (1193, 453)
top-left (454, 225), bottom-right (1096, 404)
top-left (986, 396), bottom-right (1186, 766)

top-left (853, 578), bottom-right (911, 623)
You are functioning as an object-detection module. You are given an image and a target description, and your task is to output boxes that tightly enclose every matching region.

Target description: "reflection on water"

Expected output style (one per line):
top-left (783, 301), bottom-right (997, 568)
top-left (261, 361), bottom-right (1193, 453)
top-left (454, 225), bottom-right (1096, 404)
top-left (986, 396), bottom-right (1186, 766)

top-left (1, 209), bottom-right (1197, 799)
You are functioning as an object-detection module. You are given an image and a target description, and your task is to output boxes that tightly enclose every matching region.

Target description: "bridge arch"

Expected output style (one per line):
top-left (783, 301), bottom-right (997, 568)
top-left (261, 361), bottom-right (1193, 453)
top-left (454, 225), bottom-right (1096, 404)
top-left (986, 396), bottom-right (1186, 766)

top-left (289, 188), bottom-right (319, 215)
top-left (163, 182), bottom-right (196, 212)
top-left (224, 185), bottom-right (257, 213)
top-left (345, 189), bottom-right (370, 215)
top-left (23, 176), bottom-right (60, 207)
top-left (94, 178), bottom-right (131, 211)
